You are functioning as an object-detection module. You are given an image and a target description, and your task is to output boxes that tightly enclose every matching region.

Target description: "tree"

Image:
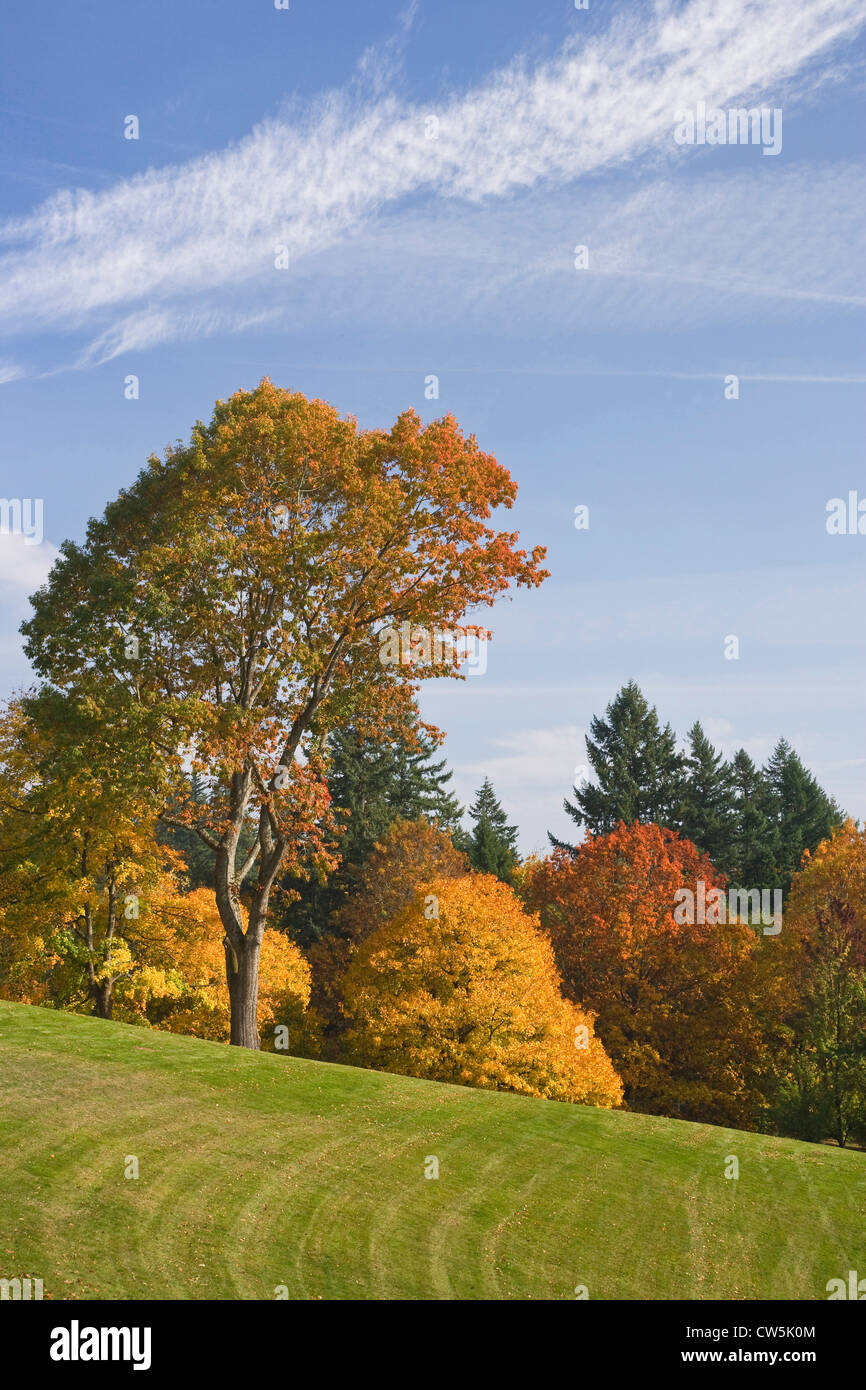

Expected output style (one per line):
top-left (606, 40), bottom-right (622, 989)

top-left (281, 716), bottom-right (463, 946)
top-left (764, 739), bottom-right (842, 889)
top-left (157, 772), bottom-right (223, 889)
top-left (773, 822), bottom-right (866, 1146)
top-left (22, 381), bottom-right (547, 1049)
top-left (306, 816), bottom-right (469, 1044)
top-left (0, 692), bottom-right (175, 1021)
top-left (129, 887), bottom-right (312, 1050)
top-left (524, 822), bottom-right (775, 1127)
top-left (463, 777), bottom-right (519, 881)
top-left (679, 721), bottom-right (734, 870)
top-left (551, 682), bottom-right (683, 848)
top-left (342, 874), bottom-right (623, 1106)
top-left (728, 749), bottom-right (781, 888)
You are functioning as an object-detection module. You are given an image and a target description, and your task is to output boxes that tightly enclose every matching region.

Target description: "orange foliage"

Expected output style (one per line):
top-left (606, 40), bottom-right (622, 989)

top-left (523, 821), bottom-right (771, 1125)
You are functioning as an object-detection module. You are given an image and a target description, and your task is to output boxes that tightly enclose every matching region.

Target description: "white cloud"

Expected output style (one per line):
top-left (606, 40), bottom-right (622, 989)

top-left (461, 724), bottom-right (587, 790)
top-left (76, 305), bottom-right (282, 366)
top-left (0, 534), bottom-right (59, 598)
top-left (0, 0), bottom-right (862, 351)
top-left (253, 163), bottom-right (866, 339)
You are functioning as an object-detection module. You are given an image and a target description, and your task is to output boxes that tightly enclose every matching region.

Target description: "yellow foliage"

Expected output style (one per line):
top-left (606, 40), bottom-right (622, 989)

top-left (117, 887), bottom-right (311, 1044)
top-left (785, 819), bottom-right (866, 938)
top-left (342, 874), bottom-right (623, 1106)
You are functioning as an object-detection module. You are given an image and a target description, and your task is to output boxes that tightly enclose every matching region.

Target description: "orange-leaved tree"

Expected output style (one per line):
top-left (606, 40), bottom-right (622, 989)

top-left (523, 821), bottom-right (777, 1126)
top-left (22, 381), bottom-right (547, 1048)
top-left (342, 874), bottom-right (622, 1105)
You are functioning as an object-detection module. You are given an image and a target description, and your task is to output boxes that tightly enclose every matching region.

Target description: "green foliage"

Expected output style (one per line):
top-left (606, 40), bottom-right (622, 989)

top-left (551, 681), bottom-right (683, 847)
top-left (552, 686), bottom-right (843, 893)
top-left (764, 739), bottom-right (842, 888)
top-left (462, 777), bottom-right (519, 882)
top-left (679, 721), bottom-right (734, 869)
top-left (157, 773), bottom-right (219, 889)
top-left (728, 749), bottom-right (782, 888)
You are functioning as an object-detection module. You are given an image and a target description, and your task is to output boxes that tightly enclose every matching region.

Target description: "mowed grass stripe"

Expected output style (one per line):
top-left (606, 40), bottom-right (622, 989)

top-left (1, 1002), bottom-right (863, 1301)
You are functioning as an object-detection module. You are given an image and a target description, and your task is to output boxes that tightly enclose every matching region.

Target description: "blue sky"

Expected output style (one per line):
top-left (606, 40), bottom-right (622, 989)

top-left (1, 0), bottom-right (864, 852)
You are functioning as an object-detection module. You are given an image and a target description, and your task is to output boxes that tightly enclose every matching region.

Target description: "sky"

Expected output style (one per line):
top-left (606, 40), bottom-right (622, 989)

top-left (0, 0), bottom-right (864, 854)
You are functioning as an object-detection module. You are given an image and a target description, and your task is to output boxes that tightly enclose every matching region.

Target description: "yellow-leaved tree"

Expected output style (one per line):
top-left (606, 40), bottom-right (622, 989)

top-left (307, 816), bottom-right (469, 1043)
top-left (129, 887), bottom-right (312, 1048)
top-left (342, 874), bottom-right (622, 1106)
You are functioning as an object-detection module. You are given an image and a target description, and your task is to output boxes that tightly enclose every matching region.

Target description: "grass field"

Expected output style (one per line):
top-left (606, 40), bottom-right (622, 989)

top-left (1, 1000), bottom-right (863, 1301)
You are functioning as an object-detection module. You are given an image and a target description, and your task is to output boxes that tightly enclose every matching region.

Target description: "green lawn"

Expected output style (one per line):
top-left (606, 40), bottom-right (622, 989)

top-left (0, 1000), bottom-right (863, 1301)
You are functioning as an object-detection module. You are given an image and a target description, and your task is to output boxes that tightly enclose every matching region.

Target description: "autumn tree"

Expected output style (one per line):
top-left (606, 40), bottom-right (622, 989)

top-left (774, 822), bottom-right (866, 1146)
top-left (306, 816), bottom-right (469, 1044)
top-left (157, 772), bottom-right (227, 890)
top-left (524, 822), bottom-right (776, 1126)
top-left (22, 381), bottom-right (547, 1048)
top-left (128, 887), bottom-right (312, 1050)
top-left (343, 874), bottom-right (622, 1106)
top-left (0, 692), bottom-right (175, 1020)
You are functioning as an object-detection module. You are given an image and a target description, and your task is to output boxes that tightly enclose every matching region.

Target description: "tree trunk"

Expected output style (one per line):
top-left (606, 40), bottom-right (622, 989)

top-left (225, 934), bottom-right (262, 1049)
top-left (93, 979), bottom-right (113, 1020)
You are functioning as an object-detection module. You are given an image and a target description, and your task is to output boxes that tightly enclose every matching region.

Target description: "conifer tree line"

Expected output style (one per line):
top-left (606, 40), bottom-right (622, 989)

top-left (551, 681), bottom-right (842, 892)
top-left (163, 680), bottom-right (843, 926)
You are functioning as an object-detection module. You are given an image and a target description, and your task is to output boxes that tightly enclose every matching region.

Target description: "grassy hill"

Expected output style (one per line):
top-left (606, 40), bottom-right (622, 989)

top-left (0, 1000), bottom-right (863, 1301)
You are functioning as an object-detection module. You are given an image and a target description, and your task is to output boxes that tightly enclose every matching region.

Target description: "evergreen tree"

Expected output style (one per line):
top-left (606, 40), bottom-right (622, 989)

top-left (764, 739), bottom-right (842, 888)
top-left (679, 721), bottom-right (734, 869)
top-left (464, 778), bottom-right (519, 882)
top-left (728, 749), bottom-right (781, 888)
top-left (551, 682), bottom-right (683, 849)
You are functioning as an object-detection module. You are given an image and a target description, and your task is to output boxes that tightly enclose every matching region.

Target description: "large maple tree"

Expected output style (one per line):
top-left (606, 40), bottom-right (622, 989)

top-left (23, 380), bottom-right (547, 1047)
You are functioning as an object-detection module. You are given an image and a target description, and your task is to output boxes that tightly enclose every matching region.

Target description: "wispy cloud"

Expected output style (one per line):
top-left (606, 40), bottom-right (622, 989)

top-left (75, 305), bottom-right (282, 367)
top-left (0, 0), bottom-right (863, 357)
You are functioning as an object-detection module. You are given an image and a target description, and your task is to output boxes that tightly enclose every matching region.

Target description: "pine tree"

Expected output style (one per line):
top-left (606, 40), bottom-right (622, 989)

top-left (465, 778), bottom-right (519, 882)
top-left (728, 749), bottom-right (781, 888)
top-left (551, 682), bottom-right (684, 849)
top-left (764, 739), bottom-right (842, 888)
top-left (679, 721), bottom-right (734, 869)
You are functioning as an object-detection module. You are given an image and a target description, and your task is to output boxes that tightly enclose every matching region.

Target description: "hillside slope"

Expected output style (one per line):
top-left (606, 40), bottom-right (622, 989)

top-left (0, 1001), bottom-right (863, 1300)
